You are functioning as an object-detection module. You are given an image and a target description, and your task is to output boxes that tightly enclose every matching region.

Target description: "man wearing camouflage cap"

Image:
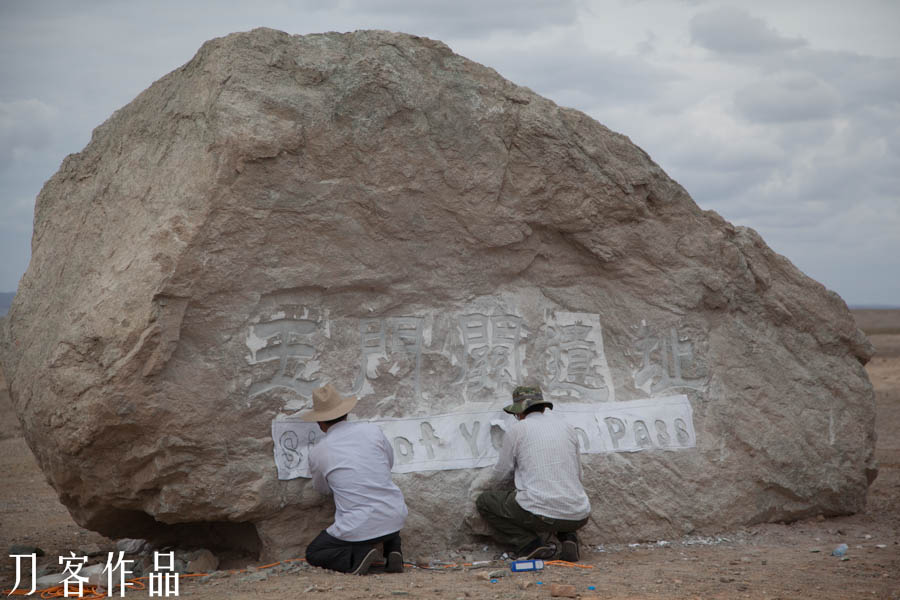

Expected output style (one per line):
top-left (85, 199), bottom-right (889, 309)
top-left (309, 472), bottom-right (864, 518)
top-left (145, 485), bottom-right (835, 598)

top-left (474, 385), bottom-right (591, 561)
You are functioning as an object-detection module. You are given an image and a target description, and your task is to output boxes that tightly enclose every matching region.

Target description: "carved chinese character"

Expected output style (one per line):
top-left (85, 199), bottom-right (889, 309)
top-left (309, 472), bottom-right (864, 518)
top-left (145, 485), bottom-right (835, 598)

top-left (455, 314), bottom-right (523, 401)
top-left (633, 323), bottom-right (703, 394)
top-left (247, 317), bottom-right (321, 399)
top-left (352, 317), bottom-right (425, 400)
top-left (545, 312), bottom-right (614, 402)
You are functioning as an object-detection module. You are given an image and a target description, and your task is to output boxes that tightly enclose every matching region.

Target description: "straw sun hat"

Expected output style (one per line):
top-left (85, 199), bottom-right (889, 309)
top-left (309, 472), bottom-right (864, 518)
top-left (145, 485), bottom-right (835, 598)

top-left (300, 384), bottom-right (358, 422)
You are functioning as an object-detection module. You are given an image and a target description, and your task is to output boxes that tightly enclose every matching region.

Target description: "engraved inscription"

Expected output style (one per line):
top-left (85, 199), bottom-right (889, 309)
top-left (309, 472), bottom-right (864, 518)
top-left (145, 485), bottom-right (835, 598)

top-left (279, 430), bottom-right (301, 468)
top-left (490, 423), bottom-right (506, 451)
top-left (353, 317), bottom-right (424, 399)
top-left (248, 317), bottom-right (321, 399)
top-left (574, 426), bottom-right (590, 451)
top-left (419, 421), bottom-right (441, 459)
top-left (633, 323), bottom-right (703, 394)
top-left (393, 436), bottom-right (414, 464)
top-left (456, 314), bottom-right (523, 401)
top-left (545, 312), bottom-right (614, 403)
top-left (271, 396), bottom-right (697, 479)
top-left (459, 421), bottom-right (481, 457)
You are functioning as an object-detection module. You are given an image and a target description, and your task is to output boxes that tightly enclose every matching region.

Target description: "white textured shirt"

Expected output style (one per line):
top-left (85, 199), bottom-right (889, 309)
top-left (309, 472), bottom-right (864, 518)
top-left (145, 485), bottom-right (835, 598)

top-left (309, 420), bottom-right (408, 541)
top-left (490, 410), bottom-right (591, 521)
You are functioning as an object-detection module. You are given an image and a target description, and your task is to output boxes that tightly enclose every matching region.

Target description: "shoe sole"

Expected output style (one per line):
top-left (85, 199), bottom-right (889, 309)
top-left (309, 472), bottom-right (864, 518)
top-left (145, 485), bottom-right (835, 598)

top-left (350, 548), bottom-right (379, 575)
top-left (560, 540), bottom-right (579, 562)
top-left (385, 551), bottom-right (404, 573)
top-left (523, 545), bottom-right (556, 560)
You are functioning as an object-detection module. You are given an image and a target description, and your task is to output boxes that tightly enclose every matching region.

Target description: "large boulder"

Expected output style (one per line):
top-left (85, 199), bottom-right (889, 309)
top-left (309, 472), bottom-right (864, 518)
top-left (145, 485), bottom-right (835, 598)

top-left (0, 28), bottom-right (876, 560)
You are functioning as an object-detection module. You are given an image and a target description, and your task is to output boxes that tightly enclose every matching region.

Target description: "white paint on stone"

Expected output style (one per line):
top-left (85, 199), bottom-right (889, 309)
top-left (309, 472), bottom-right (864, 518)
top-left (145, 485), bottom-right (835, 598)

top-left (271, 395), bottom-right (696, 479)
top-left (544, 311), bottom-right (615, 403)
top-left (244, 327), bottom-right (269, 362)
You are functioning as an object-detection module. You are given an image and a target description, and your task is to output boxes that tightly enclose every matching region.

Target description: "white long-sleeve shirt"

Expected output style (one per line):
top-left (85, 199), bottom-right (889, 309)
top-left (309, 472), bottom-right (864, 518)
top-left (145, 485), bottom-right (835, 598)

top-left (490, 410), bottom-right (591, 521)
top-left (309, 420), bottom-right (408, 541)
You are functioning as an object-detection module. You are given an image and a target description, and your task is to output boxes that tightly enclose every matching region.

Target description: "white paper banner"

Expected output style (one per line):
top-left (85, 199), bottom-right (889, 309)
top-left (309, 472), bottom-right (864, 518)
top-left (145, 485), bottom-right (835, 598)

top-left (271, 395), bottom-right (696, 479)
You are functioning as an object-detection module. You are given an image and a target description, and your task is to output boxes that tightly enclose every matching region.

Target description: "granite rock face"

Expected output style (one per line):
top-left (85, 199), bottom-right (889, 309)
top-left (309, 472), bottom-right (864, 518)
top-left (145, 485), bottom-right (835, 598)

top-left (0, 28), bottom-right (876, 560)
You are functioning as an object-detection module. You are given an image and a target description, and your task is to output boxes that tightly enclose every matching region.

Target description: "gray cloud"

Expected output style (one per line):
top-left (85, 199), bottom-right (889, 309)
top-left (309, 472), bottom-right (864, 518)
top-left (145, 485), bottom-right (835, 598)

top-left (734, 72), bottom-right (841, 123)
top-left (0, 100), bottom-right (59, 167)
top-left (690, 6), bottom-right (806, 55)
top-left (464, 41), bottom-right (681, 110)
top-left (790, 50), bottom-right (900, 112)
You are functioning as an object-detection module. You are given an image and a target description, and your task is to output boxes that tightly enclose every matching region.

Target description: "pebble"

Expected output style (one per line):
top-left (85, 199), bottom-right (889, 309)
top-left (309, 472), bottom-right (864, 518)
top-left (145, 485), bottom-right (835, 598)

top-left (550, 583), bottom-right (578, 598)
top-left (115, 538), bottom-right (147, 554)
top-left (35, 573), bottom-right (67, 587)
top-left (79, 543), bottom-right (104, 557)
top-left (8, 544), bottom-right (44, 556)
top-left (488, 569), bottom-right (507, 578)
top-left (239, 571), bottom-right (269, 583)
top-left (186, 548), bottom-right (219, 574)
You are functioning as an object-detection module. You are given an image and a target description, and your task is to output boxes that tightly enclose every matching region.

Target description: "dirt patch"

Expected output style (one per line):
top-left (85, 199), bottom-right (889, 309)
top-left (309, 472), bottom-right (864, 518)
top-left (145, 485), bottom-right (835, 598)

top-left (2, 318), bottom-right (898, 599)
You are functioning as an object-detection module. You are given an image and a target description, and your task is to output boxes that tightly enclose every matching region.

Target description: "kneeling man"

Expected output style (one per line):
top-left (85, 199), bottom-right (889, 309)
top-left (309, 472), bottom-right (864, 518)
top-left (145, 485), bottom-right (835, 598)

top-left (475, 385), bottom-right (591, 561)
top-left (303, 384), bottom-right (408, 575)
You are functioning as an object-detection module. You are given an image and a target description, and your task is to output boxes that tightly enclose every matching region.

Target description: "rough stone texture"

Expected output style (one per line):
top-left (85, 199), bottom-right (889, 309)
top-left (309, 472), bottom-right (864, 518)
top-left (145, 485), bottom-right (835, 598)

top-left (0, 28), bottom-right (876, 560)
top-left (186, 549), bottom-right (219, 574)
top-left (550, 583), bottom-right (578, 598)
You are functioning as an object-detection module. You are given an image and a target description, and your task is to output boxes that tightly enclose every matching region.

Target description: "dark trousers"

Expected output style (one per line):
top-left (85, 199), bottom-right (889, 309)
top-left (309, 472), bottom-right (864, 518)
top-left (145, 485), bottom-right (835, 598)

top-left (305, 529), bottom-right (402, 573)
top-left (476, 490), bottom-right (588, 551)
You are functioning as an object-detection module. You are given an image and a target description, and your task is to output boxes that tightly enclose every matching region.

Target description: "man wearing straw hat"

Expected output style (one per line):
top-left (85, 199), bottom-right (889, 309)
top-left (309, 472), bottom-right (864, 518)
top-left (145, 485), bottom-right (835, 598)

top-left (474, 385), bottom-right (590, 562)
top-left (302, 384), bottom-right (408, 575)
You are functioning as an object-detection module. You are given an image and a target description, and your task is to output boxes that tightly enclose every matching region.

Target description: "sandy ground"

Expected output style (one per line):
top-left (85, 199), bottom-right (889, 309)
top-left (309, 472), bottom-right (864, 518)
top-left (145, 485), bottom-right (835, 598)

top-left (1, 311), bottom-right (898, 599)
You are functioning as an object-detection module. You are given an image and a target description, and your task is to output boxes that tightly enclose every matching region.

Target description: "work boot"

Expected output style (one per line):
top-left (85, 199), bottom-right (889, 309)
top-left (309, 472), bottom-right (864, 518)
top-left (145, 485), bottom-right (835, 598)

top-left (350, 547), bottom-right (379, 575)
top-left (557, 532), bottom-right (579, 562)
top-left (518, 537), bottom-right (557, 560)
top-left (383, 535), bottom-right (404, 573)
top-left (385, 551), bottom-right (404, 573)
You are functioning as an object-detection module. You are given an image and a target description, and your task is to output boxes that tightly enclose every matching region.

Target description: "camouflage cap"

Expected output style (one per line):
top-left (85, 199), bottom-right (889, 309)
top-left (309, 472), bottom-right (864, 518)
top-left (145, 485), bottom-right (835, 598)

top-left (503, 385), bottom-right (553, 414)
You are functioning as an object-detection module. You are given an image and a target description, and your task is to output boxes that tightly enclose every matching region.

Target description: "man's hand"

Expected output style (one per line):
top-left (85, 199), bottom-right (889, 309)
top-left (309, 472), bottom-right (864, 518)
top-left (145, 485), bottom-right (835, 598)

top-left (464, 469), bottom-right (492, 535)
top-left (468, 467), bottom-right (494, 494)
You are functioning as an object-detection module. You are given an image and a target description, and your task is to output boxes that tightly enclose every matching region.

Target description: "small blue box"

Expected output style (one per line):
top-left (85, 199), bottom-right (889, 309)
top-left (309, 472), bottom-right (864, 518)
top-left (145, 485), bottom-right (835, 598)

top-left (510, 559), bottom-right (545, 572)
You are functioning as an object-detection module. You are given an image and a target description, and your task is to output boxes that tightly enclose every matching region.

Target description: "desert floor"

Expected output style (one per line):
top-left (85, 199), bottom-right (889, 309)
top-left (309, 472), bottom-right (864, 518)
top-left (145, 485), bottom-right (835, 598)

top-left (2, 310), bottom-right (898, 599)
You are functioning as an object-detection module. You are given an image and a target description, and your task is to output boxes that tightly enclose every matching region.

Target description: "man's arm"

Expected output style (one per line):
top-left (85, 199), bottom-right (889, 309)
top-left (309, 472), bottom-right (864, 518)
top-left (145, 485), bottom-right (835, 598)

top-left (484, 423), bottom-right (517, 488)
top-left (309, 447), bottom-right (332, 495)
top-left (574, 427), bottom-right (584, 482)
top-left (380, 429), bottom-right (395, 470)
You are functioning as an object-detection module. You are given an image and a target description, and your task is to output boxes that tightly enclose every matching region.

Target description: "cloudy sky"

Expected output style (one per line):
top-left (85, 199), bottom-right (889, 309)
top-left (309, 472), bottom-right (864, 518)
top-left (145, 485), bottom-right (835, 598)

top-left (1, 0), bottom-right (898, 306)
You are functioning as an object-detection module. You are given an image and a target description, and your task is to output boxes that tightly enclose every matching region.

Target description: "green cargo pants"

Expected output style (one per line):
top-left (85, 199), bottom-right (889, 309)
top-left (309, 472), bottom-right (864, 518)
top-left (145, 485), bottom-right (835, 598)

top-left (475, 490), bottom-right (588, 552)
